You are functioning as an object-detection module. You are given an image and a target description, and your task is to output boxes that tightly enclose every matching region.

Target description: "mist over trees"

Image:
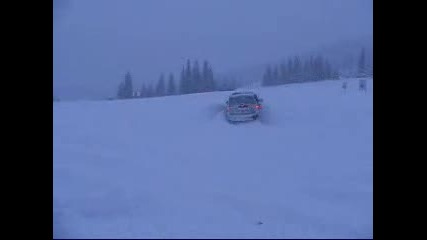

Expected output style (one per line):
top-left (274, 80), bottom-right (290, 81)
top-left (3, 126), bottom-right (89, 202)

top-left (260, 45), bottom-right (372, 87)
top-left (117, 60), bottom-right (222, 100)
top-left (155, 74), bottom-right (166, 97)
top-left (115, 46), bottom-right (372, 100)
top-left (177, 59), bottom-right (216, 95)
top-left (357, 47), bottom-right (373, 77)
top-left (167, 73), bottom-right (176, 96)
top-left (117, 72), bottom-right (133, 99)
top-left (262, 55), bottom-right (340, 87)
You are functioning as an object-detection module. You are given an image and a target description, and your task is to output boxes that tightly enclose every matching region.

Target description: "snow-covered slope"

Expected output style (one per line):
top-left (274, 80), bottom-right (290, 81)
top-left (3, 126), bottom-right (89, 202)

top-left (53, 78), bottom-right (373, 238)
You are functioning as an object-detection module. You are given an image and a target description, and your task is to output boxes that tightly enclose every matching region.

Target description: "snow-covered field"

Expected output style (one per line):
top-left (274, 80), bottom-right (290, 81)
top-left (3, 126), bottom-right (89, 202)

top-left (53, 78), bottom-right (373, 238)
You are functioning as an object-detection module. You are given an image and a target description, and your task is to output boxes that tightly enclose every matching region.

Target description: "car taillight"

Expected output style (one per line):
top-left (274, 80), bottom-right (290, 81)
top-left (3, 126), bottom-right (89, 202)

top-left (255, 104), bottom-right (262, 109)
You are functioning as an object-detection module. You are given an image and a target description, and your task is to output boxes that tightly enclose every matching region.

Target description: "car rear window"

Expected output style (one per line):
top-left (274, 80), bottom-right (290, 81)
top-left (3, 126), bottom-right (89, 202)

top-left (229, 95), bottom-right (257, 105)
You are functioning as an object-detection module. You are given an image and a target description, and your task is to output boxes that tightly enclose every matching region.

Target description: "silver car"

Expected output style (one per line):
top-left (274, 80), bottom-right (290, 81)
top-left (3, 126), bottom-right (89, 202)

top-left (225, 92), bottom-right (263, 122)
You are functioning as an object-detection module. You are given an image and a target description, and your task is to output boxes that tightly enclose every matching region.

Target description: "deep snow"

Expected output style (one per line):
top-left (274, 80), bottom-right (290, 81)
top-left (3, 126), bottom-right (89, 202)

top-left (53, 78), bottom-right (373, 238)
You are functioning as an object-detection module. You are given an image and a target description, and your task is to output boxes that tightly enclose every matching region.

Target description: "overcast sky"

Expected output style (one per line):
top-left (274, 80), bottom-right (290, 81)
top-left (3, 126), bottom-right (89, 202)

top-left (53, 0), bottom-right (372, 100)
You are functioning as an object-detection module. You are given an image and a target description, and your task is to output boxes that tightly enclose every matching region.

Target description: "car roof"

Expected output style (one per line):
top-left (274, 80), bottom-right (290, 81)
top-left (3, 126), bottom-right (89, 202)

top-left (230, 91), bottom-right (257, 96)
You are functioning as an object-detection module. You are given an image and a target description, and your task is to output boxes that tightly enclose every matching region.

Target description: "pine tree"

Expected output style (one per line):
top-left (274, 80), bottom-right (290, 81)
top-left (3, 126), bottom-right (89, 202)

top-left (117, 82), bottom-right (125, 99)
top-left (179, 67), bottom-right (186, 95)
top-left (140, 83), bottom-right (147, 98)
top-left (272, 65), bottom-right (279, 85)
top-left (323, 60), bottom-right (332, 80)
top-left (279, 63), bottom-right (288, 84)
top-left (287, 58), bottom-right (294, 83)
top-left (192, 60), bottom-right (201, 93)
top-left (207, 64), bottom-right (215, 92)
top-left (117, 72), bottom-right (133, 99)
top-left (332, 70), bottom-right (340, 80)
top-left (202, 60), bottom-right (212, 92)
top-left (293, 56), bottom-right (302, 82)
top-left (262, 65), bottom-right (273, 86)
top-left (303, 58), bottom-right (311, 82)
top-left (201, 60), bottom-right (208, 92)
top-left (309, 56), bottom-right (315, 81)
top-left (185, 59), bottom-right (192, 93)
top-left (314, 56), bottom-right (324, 81)
top-left (229, 78), bottom-right (237, 90)
top-left (146, 84), bottom-right (153, 98)
top-left (123, 72), bottom-right (133, 98)
top-left (358, 48), bottom-right (366, 77)
top-left (366, 64), bottom-right (373, 77)
top-left (156, 74), bottom-right (166, 97)
top-left (167, 73), bottom-right (176, 95)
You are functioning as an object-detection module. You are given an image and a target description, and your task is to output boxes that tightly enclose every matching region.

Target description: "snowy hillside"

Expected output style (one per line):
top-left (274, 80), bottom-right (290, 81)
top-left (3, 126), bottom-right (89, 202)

top-left (53, 78), bottom-right (373, 238)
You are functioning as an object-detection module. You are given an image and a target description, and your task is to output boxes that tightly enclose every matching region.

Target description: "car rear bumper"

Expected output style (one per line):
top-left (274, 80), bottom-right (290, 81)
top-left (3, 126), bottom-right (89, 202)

top-left (226, 112), bottom-right (258, 122)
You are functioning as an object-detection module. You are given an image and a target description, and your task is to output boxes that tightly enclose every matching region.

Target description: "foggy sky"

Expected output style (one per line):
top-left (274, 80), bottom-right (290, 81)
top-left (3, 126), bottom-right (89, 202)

top-left (53, 0), bottom-right (372, 100)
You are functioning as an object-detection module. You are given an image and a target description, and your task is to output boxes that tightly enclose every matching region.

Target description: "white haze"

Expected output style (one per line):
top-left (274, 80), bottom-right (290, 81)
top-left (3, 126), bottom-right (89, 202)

top-left (53, 0), bottom-right (372, 100)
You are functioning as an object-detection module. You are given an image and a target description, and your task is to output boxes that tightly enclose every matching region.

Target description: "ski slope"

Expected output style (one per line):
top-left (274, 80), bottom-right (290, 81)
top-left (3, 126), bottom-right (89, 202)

top-left (53, 78), bottom-right (373, 238)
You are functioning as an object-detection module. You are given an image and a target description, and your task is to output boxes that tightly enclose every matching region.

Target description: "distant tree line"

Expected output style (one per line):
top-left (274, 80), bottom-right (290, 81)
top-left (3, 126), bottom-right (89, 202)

top-left (262, 55), bottom-right (339, 87)
top-left (357, 47), bottom-right (373, 78)
top-left (262, 47), bottom-right (372, 87)
top-left (115, 47), bottom-right (373, 100)
top-left (116, 59), bottom-right (223, 100)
